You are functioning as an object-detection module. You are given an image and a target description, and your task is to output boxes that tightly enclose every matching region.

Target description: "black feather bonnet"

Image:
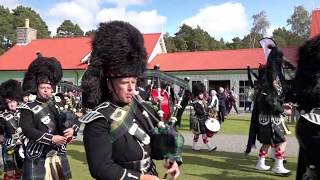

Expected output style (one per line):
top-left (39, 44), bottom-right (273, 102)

top-left (81, 21), bottom-right (147, 108)
top-left (192, 82), bottom-right (206, 97)
top-left (293, 35), bottom-right (320, 111)
top-left (0, 79), bottom-right (24, 104)
top-left (22, 57), bottom-right (62, 94)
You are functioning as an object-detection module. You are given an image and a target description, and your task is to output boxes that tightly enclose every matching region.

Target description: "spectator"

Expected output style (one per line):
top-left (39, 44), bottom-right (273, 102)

top-left (244, 87), bottom-right (254, 112)
top-left (208, 89), bottom-right (219, 118)
top-left (217, 87), bottom-right (227, 123)
top-left (229, 87), bottom-right (240, 114)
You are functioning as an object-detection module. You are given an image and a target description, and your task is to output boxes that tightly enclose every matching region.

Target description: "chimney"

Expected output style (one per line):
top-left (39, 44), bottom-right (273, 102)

top-left (25, 18), bottom-right (29, 28)
top-left (310, 9), bottom-right (320, 39)
top-left (16, 18), bottom-right (37, 45)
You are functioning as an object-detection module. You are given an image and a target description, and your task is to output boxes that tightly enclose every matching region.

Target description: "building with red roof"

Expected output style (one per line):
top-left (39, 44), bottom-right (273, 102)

top-left (1, 12), bottom-right (317, 109)
top-left (310, 9), bottom-right (320, 38)
top-left (0, 20), bottom-right (166, 86)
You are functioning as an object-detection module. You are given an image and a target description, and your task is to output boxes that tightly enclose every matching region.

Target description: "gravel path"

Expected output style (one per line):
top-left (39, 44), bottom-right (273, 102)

top-left (75, 130), bottom-right (299, 157)
top-left (181, 132), bottom-right (299, 157)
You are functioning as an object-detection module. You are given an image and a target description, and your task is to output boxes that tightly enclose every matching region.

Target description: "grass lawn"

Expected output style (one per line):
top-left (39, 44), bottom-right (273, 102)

top-left (177, 111), bottom-right (297, 136)
top-left (0, 114), bottom-right (297, 180)
top-left (67, 142), bottom-right (297, 180)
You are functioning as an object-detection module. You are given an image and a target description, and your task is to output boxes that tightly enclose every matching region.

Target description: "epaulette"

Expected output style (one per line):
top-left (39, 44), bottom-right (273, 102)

top-left (301, 108), bottom-right (320, 126)
top-left (17, 103), bottom-right (32, 111)
top-left (54, 95), bottom-right (62, 103)
top-left (79, 102), bottom-right (110, 123)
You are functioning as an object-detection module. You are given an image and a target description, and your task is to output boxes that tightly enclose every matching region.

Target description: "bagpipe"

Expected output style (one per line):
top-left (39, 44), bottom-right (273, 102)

top-left (57, 81), bottom-right (83, 115)
top-left (143, 65), bottom-right (190, 124)
top-left (45, 96), bottom-right (79, 142)
top-left (134, 65), bottom-right (191, 164)
top-left (133, 94), bottom-right (184, 165)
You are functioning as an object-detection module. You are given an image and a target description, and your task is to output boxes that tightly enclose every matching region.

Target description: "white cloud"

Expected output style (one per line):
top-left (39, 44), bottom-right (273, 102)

top-left (47, 1), bottom-right (99, 34)
top-left (0, 0), bottom-right (19, 9)
top-left (105, 0), bottom-right (146, 7)
top-left (181, 2), bottom-right (248, 39)
top-left (266, 25), bottom-right (280, 37)
top-left (45, 0), bottom-right (164, 35)
top-left (96, 7), bottom-right (166, 33)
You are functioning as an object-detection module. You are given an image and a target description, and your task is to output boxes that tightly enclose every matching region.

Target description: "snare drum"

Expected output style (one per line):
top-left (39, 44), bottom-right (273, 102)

top-left (205, 118), bottom-right (220, 137)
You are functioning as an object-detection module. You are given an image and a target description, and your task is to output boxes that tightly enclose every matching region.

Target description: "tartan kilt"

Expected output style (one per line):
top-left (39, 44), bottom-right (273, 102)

top-left (22, 153), bottom-right (72, 180)
top-left (257, 114), bottom-right (286, 145)
top-left (192, 118), bottom-right (206, 135)
top-left (2, 146), bottom-right (22, 172)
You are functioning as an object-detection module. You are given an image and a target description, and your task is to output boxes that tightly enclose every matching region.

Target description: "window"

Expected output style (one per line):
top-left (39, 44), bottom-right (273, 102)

top-left (239, 80), bottom-right (251, 107)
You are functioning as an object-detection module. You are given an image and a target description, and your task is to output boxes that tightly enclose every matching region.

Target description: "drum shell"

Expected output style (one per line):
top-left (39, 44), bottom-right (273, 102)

top-left (205, 118), bottom-right (220, 137)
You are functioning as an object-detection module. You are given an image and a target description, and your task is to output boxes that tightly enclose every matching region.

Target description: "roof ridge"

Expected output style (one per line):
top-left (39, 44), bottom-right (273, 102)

top-left (159, 48), bottom-right (262, 55)
top-left (31, 36), bottom-right (92, 41)
top-left (143, 32), bottom-right (161, 35)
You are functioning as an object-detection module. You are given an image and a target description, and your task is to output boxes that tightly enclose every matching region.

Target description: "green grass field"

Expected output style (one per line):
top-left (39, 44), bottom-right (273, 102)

top-left (64, 112), bottom-right (298, 180)
top-left (66, 142), bottom-right (297, 180)
top-left (0, 113), bottom-right (297, 180)
top-left (178, 112), bottom-right (297, 136)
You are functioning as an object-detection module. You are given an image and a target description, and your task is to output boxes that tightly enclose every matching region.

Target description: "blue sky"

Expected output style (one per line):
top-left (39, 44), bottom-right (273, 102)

top-left (0, 0), bottom-right (318, 41)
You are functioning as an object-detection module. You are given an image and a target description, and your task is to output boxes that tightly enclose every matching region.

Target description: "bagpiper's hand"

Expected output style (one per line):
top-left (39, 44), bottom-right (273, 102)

top-left (165, 160), bottom-right (180, 180)
top-left (52, 135), bottom-right (67, 145)
top-left (63, 128), bottom-right (74, 138)
top-left (283, 103), bottom-right (293, 116)
top-left (16, 139), bottom-right (22, 145)
top-left (0, 135), bottom-right (4, 144)
top-left (140, 174), bottom-right (160, 180)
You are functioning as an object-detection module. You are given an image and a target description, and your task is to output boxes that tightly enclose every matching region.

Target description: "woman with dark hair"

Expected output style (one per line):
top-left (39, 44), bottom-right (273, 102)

top-left (80, 21), bottom-right (180, 180)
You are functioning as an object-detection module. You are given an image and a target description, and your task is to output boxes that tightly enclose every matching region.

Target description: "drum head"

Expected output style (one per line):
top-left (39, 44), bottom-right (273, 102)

top-left (205, 118), bottom-right (220, 132)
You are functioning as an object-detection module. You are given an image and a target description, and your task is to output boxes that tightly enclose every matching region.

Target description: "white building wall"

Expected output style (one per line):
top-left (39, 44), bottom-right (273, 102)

top-left (147, 34), bottom-right (167, 63)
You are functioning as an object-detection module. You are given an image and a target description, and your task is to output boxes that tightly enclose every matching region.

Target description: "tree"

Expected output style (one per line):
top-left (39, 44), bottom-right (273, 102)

top-left (249, 11), bottom-right (270, 48)
top-left (189, 26), bottom-right (210, 51)
top-left (85, 30), bottom-right (96, 36)
top-left (175, 24), bottom-right (193, 50)
top-left (227, 37), bottom-right (243, 49)
top-left (287, 5), bottom-right (311, 39)
top-left (12, 6), bottom-right (50, 38)
top-left (273, 27), bottom-right (305, 47)
top-left (56, 20), bottom-right (84, 37)
top-left (242, 32), bottom-right (263, 49)
top-left (174, 24), bottom-right (220, 51)
top-left (173, 36), bottom-right (188, 51)
top-left (0, 5), bottom-right (15, 54)
top-left (164, 33), bottom-right (177, 52)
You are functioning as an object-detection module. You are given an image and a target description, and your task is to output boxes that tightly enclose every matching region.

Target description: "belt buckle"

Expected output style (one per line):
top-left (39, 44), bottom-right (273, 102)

top-left (140, 157), bottom-right (151, 173)
top-left (12, 133), bottom-right (20, 139)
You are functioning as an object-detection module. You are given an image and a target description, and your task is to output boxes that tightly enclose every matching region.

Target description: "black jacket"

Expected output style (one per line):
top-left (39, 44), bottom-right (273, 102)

top-left (83, 101), bottom-right (159, 180)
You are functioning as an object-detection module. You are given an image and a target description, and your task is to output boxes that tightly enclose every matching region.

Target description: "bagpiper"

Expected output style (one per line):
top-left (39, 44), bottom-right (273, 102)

top-left (19, 57), bottom-right (79, 180)
top-left (80, 21), bottom-right (181, 180)
top-left (0, 80), bottom-right (24, 180)
top-left (293, 35), bottom-right (320, 180)
top-left (255, 42), bottom-right (292, 175)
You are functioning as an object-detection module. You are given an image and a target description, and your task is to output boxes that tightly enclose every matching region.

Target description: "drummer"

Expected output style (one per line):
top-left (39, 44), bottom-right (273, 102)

top-left (191, 82), bottom-right (217, 151)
